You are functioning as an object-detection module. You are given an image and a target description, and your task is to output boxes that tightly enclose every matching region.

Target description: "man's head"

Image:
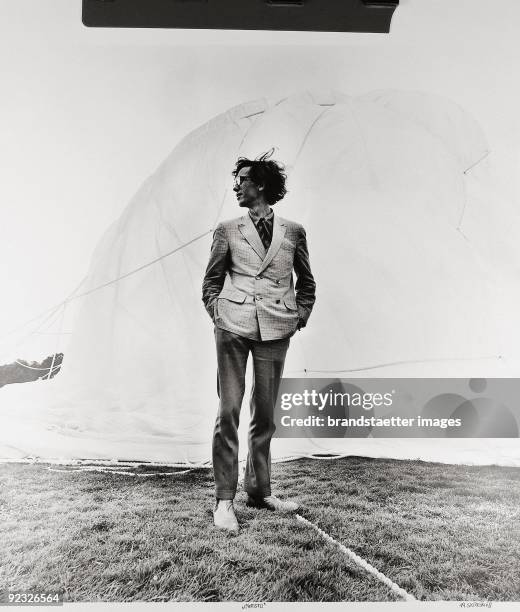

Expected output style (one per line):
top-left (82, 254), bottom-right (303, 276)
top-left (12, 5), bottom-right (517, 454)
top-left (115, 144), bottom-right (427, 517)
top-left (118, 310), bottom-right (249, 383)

top-left (232, 152), bottom-right (287, 209)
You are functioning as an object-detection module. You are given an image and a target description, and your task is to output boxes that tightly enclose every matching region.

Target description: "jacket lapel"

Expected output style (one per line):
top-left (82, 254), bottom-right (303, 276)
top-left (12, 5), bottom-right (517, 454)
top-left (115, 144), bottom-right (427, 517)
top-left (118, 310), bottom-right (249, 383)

top-left (238, 214), bottom-right (266, 260)
top-left (258, 216), bottom-right (286, 275)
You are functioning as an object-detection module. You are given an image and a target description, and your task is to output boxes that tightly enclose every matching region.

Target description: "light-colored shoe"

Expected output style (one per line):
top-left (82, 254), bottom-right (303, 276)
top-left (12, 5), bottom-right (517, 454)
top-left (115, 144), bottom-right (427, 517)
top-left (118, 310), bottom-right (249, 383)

top-left (246, 494), bottom-right (299, 512)
top-left (213, 499), bottom-right (239, 533)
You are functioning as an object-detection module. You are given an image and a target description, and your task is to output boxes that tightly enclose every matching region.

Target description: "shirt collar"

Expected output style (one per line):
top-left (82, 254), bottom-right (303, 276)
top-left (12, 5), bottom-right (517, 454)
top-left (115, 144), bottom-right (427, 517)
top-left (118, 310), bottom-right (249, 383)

top-left (248, 207), bottom-right (273, 225)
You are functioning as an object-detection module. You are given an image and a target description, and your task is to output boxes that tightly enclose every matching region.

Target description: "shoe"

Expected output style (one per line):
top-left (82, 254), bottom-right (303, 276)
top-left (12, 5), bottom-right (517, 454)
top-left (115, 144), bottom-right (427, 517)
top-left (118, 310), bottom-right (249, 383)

top-left (213, 499), bottom-right (239, 533)
top-left (246, 494), bottom-right (299, 512)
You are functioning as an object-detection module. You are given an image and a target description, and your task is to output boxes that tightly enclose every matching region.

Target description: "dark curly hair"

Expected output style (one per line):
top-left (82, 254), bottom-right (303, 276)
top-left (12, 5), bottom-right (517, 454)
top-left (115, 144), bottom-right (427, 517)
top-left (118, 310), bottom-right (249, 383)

top-left (232, 150), bottom-right (288, 205)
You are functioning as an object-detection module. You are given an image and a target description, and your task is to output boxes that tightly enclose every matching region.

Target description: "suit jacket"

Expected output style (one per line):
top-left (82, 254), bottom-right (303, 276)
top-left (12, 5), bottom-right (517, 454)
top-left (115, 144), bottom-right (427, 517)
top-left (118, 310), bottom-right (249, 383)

top-left (202, 212), bottom-right (316, 341)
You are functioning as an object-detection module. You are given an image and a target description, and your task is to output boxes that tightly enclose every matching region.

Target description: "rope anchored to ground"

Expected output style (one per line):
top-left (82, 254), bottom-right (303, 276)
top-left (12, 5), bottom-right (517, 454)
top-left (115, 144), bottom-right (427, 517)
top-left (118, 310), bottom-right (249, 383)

top-left (296, 513), bottom-right (416, 602)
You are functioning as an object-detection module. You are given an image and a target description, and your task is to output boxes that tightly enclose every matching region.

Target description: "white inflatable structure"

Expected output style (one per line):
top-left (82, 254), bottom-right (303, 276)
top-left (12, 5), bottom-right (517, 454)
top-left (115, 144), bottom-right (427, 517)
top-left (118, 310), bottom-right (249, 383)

top-left (1, 90), bottom-right (519, 466)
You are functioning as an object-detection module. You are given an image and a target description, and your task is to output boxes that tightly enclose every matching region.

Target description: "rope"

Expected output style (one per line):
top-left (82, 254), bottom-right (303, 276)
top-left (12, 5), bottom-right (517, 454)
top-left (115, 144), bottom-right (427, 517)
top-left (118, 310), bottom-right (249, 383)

top-left (46, 303), bottom-right (66, 380)
top-left (236, 454), bottom-right (352, 485)
top-left (0, 276), bottom-right (88, 345)
top-left (65, 230), bottom-right (213, 303)
top-left (296, 514), bottom-right (416, 601)
top-left (0, 228), bottom-right (212, 352)
top-left (13, 360), bottom-right (62, 372)
top-left (458, 149), bottom-right (491, 231)
top-left (273, 453), bottom-right (352, 463)
top-left (15, 454), bottom-right (353, 469)
top-left (9, 457), bottom-right (212, 468)
top-left (5, 454), bottom-right (351, 479)
top-left (463, 149), bottom-right (490, 175)
top-left (285, 354), bottom-right (503, 375)
top-left (5, 456), bottom-right (212, 478)
top-left (46, 465), bottom-right (195, 477)
top-left (0, 303), bottom-right (65, 362)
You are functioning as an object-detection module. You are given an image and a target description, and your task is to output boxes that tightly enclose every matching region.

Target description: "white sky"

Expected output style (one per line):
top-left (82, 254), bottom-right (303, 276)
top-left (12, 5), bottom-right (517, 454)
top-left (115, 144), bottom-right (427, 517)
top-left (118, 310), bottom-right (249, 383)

top-left (1, 0), bottom-right (520, 361)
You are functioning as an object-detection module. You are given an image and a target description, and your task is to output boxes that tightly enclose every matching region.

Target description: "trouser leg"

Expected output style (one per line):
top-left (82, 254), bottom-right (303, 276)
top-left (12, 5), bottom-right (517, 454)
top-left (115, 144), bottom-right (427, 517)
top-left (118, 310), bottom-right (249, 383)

top-left (244, 336), bottom-right (290, 498)
top-left (212, 327), bottom-right (250, 500)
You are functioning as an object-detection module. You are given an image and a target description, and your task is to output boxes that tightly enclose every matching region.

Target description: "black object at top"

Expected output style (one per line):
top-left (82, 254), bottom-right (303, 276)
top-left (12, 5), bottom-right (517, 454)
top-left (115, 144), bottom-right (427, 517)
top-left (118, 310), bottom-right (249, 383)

top-left (83, 0), bottom-right (399, 33)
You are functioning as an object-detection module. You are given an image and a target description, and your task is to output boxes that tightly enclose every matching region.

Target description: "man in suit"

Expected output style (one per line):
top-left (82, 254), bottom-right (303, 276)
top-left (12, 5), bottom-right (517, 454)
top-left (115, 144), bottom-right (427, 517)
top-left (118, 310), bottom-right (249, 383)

top-left (202, 153), bottom-right (316, 533)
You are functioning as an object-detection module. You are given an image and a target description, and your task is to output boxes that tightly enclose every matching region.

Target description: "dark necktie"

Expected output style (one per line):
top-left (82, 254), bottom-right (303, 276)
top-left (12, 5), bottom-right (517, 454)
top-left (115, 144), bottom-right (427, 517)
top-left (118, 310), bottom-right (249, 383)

top-left (256, 217), bottom-right (272, 250)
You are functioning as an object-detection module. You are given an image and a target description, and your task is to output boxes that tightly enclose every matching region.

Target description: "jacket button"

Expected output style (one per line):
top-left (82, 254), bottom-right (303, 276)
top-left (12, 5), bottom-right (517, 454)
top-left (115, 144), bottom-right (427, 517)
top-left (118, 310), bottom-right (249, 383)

top-left (276, 299), bottom-right (280, 304)
top-left (255, 276), bottom-right (261, 280)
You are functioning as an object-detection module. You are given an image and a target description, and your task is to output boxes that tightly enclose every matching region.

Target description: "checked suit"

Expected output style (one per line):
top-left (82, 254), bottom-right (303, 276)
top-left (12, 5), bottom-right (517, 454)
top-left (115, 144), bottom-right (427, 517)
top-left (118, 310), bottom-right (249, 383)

top-left (202, 210), bottom-right (316, 500)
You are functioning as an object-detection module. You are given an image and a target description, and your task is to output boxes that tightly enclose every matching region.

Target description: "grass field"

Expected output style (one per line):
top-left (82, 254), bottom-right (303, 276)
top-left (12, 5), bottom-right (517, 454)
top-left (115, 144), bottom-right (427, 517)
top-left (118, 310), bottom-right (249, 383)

top-left (1, 457), bottom-right (519, 602)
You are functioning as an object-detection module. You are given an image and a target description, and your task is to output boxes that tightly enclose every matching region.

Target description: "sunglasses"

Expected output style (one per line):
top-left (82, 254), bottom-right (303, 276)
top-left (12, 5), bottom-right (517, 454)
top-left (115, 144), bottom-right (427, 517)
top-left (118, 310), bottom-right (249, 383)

top-left (233, 174), bottom-right (254, 188)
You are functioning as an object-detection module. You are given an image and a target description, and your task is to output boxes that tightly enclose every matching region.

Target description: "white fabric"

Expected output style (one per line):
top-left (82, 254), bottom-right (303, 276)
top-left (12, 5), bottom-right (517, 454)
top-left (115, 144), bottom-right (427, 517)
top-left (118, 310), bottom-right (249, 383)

top-left (1, 90), bottom-right (519, 465)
